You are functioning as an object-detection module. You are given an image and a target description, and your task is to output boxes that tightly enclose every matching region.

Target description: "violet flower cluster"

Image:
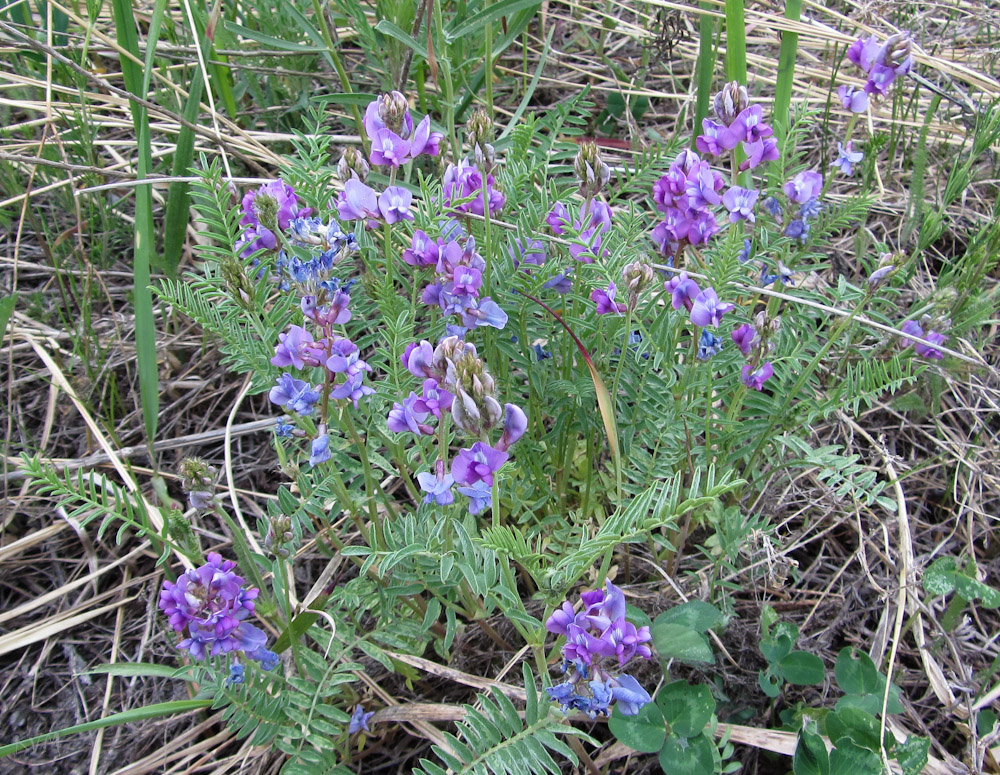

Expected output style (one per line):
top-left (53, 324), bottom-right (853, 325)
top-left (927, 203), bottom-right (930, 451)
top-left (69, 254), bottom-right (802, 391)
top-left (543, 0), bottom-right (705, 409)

top-left (762, 168), bottom-right (824, 247)
top-left (696, 82), bottom-right (780, 172)
top-left (159, 553), bottom-right (278, 670)
top-left (391, 336), bottom-right (527, 515)
top-left (901, 318), bottom-right (947, 360)
top-left (237, 179), bottom-right (313, 257)
top-left (847, 31), bottom-right (914, 97)
top-left (731, 310), bottom-right (780, 391)
top-left (405, 230), bottom-right (508, 335)
top-left (545, 581), bottom-right (653, 718)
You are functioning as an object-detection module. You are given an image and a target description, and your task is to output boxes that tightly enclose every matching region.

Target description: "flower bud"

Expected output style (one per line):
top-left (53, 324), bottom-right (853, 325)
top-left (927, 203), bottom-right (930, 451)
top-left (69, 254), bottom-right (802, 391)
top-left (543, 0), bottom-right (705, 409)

top-left (621, 260), bottom-right (655, 296)
top-left (220, 256), bottom-right (257, 311)
top-left (337, 147), bottom-right (370, 183)
top-left (467, 110), bottom-right (496, 174)
top-left (379, 91), bottom-right (410, 135)
top-left (252, 192), bottom-right (279, 234)
top-left (574, 141), bottom-right (612, 198)
top-left (882, 31), bottom-right (913, 69)
top-left (713, 81), bottom-right (749, 126)
top-left (264, 515), bottom-right (295, 558)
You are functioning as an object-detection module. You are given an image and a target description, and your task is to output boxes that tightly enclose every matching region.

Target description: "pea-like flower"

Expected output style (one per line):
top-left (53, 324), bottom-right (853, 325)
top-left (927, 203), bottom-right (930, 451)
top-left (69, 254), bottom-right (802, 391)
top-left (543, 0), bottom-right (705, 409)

top-left (831, 141), bottom-right (864, 176)
top-left (452, 442), bottom-right (508, 488)
top-left (690, 288), bottom-right (735, 328)
top-left (269, 374), bottom-right (321, 416)
top-left (741, 362), bottom-right (774, 390)
top-left (900, 320), bottom-right (947, 360)
top-left (590, 282), bottom-right (626, 315)
top-left (722, 186), bottom-right (759, 223)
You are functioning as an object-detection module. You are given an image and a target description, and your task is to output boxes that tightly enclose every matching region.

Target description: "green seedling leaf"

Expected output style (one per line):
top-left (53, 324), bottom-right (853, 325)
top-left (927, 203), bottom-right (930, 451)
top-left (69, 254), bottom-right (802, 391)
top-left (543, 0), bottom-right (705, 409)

top-left (794, 721), bottom-right (830, 775)
top-left (655, 681), bottom-right (715, 738)
top-left (829, 740), bottom-right (881, 775)
top-left (827, 707), bottom-right (889, 754)
top-left (655, 601), bottom-right (726, 634)
top-left (894, 735), bottom-right (929, 775)
top-left (922, 557), bottom-right (957, 596)
top-left (659, 733), bottom-right (715, 775)
top-left (779, 651), bottom-right (825, 685)
top-left (758, 668), bottom-right (783, 698)
top-left (651, 623), bottom-right (714, 664)
top-left (608, 702), bottom-right (666, 753)
top-left (760, 633), bottom-right (794, 665)
top-left (954, 573), bottom-right (1000, 608)
top-left (834, 648), bottom-right (902, 714)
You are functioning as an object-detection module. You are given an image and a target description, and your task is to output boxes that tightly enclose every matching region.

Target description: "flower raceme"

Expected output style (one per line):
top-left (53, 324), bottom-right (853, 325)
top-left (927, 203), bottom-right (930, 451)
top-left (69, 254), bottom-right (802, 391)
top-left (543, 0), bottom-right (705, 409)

top-left (159, 553), bottom-right (277, 670)
top-left (545, 581), bottom-right (652, 717)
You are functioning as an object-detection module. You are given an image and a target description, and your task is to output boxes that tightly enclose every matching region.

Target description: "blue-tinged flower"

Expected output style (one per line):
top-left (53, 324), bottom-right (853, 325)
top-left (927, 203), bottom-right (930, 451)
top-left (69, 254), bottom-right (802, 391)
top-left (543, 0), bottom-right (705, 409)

top-left (403, 229), bottom-right (441, 267)
top-left (413, 379), bottom-right (453, 419)
top-left (369, 128), bottom-right (410, 167)
top-left (496, 404), bottom-right (528, 452)
top-left (763, 196), bottom-right (783, 223)
top-left (722, 186), bottom-right (759, 223)
top-left (460, 297), bottom-right (508, 330)
top-left (417, 468), bottom-right (456, 506)
top-left (587, 679), bottom-right (613, 717)
top-left (741, 362), bottom-right (774, 390)
top-left (269, 374), bottom-right (321, 416)
top-left (784, 218), bottom-right (810, 244)
top-left (685, 161), bottom-right (725, 210)
top-left (378, 186), bottom-right (414, 223)
top-left (543, 272), bottom-right (573, 294)
top-left (591, 282), bottom-right (627, 315)
top-left (832, 141), bottom-right (865, 176)
top-left (271, 325), bottom-right (319, 369)
top-left (452, 442), bottom-right (508, 488)
top-left (777, 261), bottom-right (795, 285)
top-left (331, 373), bottom-right (375, 408)
top-left (387, 393), bottom-right (434, 436)
top-left (690, 288), bottom-right (735, 328)
top-left (309, 433), bottom-right (332, 467)
top-left (248, 648), bottom-right (279, 671)
top-left (609, 674), bottom-right (652, 716)
top-left (737, 238), bottom-right (753, 264)
top-left (686, 210), bottom-right (721, 245)
top-left (533, 343), bottom-right (553, 361)
top-left (838, 84), bottom-right (869, 113)
top-left (225, 663), bottom-right (245, 686)
top-left (275, 419), bottom-right (296, 438)
top-left (403, 340), bottom-right (438, 380)
top-left (337, 179), bottom-right (379, 221)
top-left (349, 705), bottom-right (376, 734)
top-left (784, 170), bottom-right (823, 204)
top-left (546, 681), bottom-right (577, 710)
top-left (509, 237), bottom-right (547, 268)
top-left (697, 329), bottom-right (723, 361)
top-left (457, 481), bottom-right (492, 515)
top-left (867, 263), bottom-right (895, 290)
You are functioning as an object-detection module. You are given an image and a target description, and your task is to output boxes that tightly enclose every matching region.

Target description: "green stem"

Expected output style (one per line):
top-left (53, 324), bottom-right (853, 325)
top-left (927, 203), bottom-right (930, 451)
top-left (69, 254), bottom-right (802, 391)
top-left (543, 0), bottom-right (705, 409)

top-left (309, 0), bottom-right (366, 153)
top-left (340, 407), bottom-right (387, 550)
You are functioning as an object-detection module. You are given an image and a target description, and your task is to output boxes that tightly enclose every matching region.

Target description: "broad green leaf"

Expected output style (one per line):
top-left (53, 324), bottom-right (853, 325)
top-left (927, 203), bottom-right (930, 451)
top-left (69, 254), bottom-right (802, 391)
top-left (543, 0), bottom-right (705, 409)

top-left (779, 651), bottom-right (825, 685)
top-left (608, 702), bottom-right (666, 753)
top-left (760, 633), bottom-right (793, 665)
top-left (922, 557), bottom-right (957, 596)
top-left (894, 735), bottom-right (929, 775)
top-left (655, 681), bottom-right (715, 738)
top-left (954, 573), bottom-right (1000, 608)
top-left (827, 707), bottom-right (884, 754)
top-left (794, 722), bottom-right (830, 775)
top-left (658, 733), bottom-right (715, 775)
top-left (834, 648), bottom-right (902, 713)
top-left (651, 623), bottom-right (714, 664)
top-left (655, 601), bottom-right (726, 634)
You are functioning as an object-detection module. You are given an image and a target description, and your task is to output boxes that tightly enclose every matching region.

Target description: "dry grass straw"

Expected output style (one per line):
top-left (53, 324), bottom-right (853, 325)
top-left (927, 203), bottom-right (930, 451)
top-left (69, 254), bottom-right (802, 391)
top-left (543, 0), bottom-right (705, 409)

top-left (2, 0), bottom-right (999, 771)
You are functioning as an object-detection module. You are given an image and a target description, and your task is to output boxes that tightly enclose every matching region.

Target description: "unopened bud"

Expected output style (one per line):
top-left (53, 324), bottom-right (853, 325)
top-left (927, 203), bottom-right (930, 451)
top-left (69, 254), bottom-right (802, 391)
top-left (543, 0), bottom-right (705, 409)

top-left (252, 192), bottom-right (279, 234)
top-left (574, 141), bottom-right (612, 197)
top-left (220, 256), bottom-right (257, 312)
top-left (467, 110), bottom-right (496, 173)
top-left (337, 147), bottom-right (370, 183)
top-left (379, 91), bottom-right (410, 135)
top-left (882, 31), bottom-right (913, 68)
top-left (621, 260), bottom-right (655, 295)
top-left (713, 81), bottom-right (749, 126)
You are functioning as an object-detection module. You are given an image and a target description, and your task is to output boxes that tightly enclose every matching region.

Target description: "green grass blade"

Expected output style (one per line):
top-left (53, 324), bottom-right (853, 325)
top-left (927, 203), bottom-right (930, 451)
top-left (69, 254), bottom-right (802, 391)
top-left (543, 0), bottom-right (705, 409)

top-left (772, 0), bottom-right (801, 138)
top-left (692, 1), bottom-right (716, 148)
top-left (0, 700), bottom-right (213, 758)
top-left (111, 0), bottom-right (160, 443)
top-left (724, 0), bottom-right (747, 83)
top-left (0, 292), bottom-right (16, 337)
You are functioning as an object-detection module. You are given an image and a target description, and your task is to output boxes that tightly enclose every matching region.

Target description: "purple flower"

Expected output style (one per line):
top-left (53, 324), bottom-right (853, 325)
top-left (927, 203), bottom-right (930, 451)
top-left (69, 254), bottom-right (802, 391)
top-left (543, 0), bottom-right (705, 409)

top-left (832, 141), bottom-right (864, 176)
top-left (686, 210), bottom-right (721, 245)
top-left (271, 325), bottom-right (318, 369)
top-left (415, 379), bottom-right (453, 418)
top-left (730, 104), bottom-right (773, 144)
top-left (442, 158), bottom-right (505, 216)
top-left (417, 468), bottom-right (456, 506)
top-left (546, 201), bottom-right (571, 234)
top-left (240, 180), bottom-right (311, 232)
top-left (459, 296), bottom-right (509, 330)
top-left (451, 265), bottom-right (483, 296)
top-left (731, 323), bottom-right (757, 356)
top-left (349, 705), bottom-right (375, 734)
top-left (784, 218), bottom-right (810, 244)
top-left (378, 186), bottom-right (414, 223)
top-left (158, 553), bottom-right (269, 662)
top-left (509, 238), bottom-right (547, 268)
top-left (666, 272), bottom-right (701, 312)
top-left (452, 442), bottom-right (509, 487)
top-left (739, 136), bottom-right (780, 171)
top-left (387, 393), bottom-right (434, 435)
top-left (741, 362), bottom-right (774, 390)
top-left (652, 167), bottom-right (689, 212)
top-left (496, 404), bottom-right (527, 452)
top-left (848, 35), bottom-right (883, 72)
top-left (695, 118), bottom-right (731, 156)
top-left (369, 128), bottom-right (410, 167)
top-left (685, 161), bottom-right (725, 210)
top-left (269, 374), bottom-right (321, 416)
top-left (337, 179), bottom-right (379, 221)
top-left (309, 432), bottom-right (332, 467)
top-left (546, 602), bottom-right (580, 636)
top-left (722, 186), bottom-right (759, 223)
top-left (408, 115), bottom-right (444, 157)
top-left (586, 618), bottom-right (653, 667)
top-left (690, 288), bottom-right (735, 328)
top-left (543, 272), bottom-right (573, 294)
top-left (403, 340), bottom-right (437, 379)
top-left (591, 282), bottom-right (626, 315)
top-left (838, 84), bottom-right (869, 113)
top-left (901, 320), bottom-right (947, 360)
top-left (331, 373), bottom-right (375, 408)
top-left (325, 337), bottom-right (363, 375)
top-left (784, 170), bottom-right (823, 204)
top-left (403, 230), bottom-right (441, 267)
top-left (457, 481), bottom-right (492, 515)
top-left (763, 196), bottom-right (783, 223)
